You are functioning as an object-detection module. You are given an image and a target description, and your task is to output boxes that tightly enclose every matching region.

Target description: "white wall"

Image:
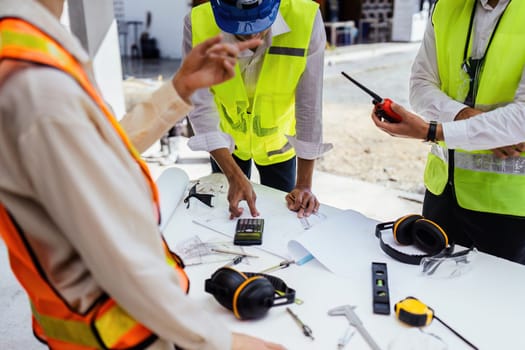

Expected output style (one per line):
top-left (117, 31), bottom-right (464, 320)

top-left (391, 0), bottom-right (427, 42)
top-left (62, 1), bottom-right (126, 119)
top-left (122, 0), bottom-right (191, 59)
top-left (92, 20), bottom-right (127, 119)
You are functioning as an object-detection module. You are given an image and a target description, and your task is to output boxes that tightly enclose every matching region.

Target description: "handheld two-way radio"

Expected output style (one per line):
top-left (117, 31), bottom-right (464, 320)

top-left (341, 71), bottom-right (403, 123)
top-left (394, 297), bottom-right (478, 350)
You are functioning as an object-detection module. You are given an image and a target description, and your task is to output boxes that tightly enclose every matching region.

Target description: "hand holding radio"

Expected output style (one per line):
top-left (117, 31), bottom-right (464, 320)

top-left (341, 72), bottom-right (446, 142)
top-left (371, 102), bottom-right (430, 139)
top-left (341, 72), bottom-right (403, 123)
top-left (370, 101), bottom-right (444, 143)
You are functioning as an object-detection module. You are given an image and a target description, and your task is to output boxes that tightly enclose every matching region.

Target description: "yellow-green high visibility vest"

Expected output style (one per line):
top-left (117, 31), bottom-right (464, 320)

top-left (425, 0), bottom-right (525, 216)
top-left (191, 0), bottom-right (318, 165)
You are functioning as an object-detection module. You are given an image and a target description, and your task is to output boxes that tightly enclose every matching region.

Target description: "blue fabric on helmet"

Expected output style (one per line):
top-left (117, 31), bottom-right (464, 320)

top-left (210, 0), bottom-right (281, 35)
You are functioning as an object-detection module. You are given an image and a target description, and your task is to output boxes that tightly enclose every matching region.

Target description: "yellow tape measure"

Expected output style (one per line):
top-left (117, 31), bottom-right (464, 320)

top-left (394, 296), bottom-right (434, 327)
top-left (394, 296), bottom-right (478, 350)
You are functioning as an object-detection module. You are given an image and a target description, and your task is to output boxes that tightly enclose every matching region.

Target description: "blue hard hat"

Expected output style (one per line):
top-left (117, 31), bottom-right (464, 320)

top-left (209, 0), bottom-right (281, 35)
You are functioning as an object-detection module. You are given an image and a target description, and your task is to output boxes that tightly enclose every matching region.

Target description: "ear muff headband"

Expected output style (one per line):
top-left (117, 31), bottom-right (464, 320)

top-left (245, 272), bottom-right (296, 307)
top-left (376, 221), bottom-right (431, 265)
top-left (375, 216), bottom-right (457, 265)
top-left (224, 266), bottom-right (249, 279)
top-left (205, 267), bottom-right (296, 320)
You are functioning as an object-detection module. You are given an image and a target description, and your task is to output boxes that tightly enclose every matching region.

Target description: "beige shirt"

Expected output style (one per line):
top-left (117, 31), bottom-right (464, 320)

top-left (0, 1), bottom-right (230, 349)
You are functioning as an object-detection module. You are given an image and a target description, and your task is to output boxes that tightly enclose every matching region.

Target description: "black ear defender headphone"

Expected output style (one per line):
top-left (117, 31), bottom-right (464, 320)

top-left (204, 266), bottom-right (296, 320)
top-left (375, 214), bottom-right (472, 265)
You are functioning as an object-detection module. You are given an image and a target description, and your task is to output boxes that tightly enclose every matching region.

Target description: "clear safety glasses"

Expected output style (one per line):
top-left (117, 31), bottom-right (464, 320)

top-left (420, 248), bottom-right (478, 279)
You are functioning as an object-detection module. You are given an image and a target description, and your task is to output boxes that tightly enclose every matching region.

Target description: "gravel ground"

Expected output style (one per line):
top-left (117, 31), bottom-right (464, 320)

top-left (318, 102), bottom-right (429, 194)
top-left (318, 43), bottom-right (428, 194)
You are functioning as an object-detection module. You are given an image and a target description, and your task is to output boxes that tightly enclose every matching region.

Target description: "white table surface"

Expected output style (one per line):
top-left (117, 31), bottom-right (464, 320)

top-left (161, 175), bottom-right (525, 350)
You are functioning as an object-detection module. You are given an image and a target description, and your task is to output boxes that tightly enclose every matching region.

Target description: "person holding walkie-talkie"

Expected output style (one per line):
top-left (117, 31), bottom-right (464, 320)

top-left (370, 0), bottom-right (525, 265)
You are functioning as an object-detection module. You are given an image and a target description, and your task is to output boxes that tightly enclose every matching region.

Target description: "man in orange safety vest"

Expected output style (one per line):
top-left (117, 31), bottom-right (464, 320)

top-left (0, 0), bottom-right (284, 349)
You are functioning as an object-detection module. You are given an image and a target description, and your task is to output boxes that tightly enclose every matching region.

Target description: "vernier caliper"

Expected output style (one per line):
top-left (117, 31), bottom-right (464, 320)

top-left (328, 305), bottom-right (382, 350)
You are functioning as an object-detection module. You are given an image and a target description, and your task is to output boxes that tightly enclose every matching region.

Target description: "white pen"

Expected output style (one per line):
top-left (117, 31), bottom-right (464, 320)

top-left (337, 326), bottom-right (355, 349)
top-left (210, 248), bottom-right (259, 258)
top-left (258, 259), bottom-right (295, 273)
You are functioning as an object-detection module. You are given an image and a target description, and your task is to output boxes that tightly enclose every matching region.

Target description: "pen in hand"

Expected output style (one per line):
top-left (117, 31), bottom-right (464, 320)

top-left (286, 307), bottom-right (314, 340)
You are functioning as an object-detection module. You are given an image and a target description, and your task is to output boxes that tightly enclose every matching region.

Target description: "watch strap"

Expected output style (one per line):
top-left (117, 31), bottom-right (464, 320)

top-left (425, 121), bottom-right (438, 143)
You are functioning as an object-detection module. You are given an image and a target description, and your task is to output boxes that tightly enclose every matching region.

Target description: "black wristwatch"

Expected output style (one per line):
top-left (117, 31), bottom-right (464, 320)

top-left (425, 121), bottom-right (438, 143)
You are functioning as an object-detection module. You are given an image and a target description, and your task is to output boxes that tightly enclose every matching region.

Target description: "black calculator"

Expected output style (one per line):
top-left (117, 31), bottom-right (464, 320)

top-left (234, 218), bottom-right (264, 246)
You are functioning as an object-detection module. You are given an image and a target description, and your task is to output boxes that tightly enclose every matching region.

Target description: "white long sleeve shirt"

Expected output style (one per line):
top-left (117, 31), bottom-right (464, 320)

top-left (0, 1), bottom-right (229, 349)
top-left (410, 0), bottom-right (525, 151)
top-left (182, 8), bottom-right (333, 160)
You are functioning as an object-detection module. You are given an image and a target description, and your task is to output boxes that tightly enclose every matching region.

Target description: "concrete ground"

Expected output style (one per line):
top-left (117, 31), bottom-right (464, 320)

top-left (0, 41), bottom-right (423, 349)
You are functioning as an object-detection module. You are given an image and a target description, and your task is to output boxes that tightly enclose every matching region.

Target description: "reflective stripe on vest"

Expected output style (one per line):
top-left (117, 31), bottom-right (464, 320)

top-left (424, 0), bottom-right (525, 216)
top-left (455, 152), bottom-right (525, 175)
top-left (0, 18), bottom-right (189, 349)
top-left (191, 0), bottom-right (318, 165)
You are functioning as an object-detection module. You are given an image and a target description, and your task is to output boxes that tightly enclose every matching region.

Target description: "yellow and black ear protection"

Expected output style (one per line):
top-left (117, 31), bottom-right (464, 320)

top-left (204, 266), bottom-right (296, 320)
top-left (375, 214), bottom-right (471, 265)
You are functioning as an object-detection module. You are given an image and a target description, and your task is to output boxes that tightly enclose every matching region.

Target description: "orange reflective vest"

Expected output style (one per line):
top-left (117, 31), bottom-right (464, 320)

top-left (0, 18), bottom-right (189, 350)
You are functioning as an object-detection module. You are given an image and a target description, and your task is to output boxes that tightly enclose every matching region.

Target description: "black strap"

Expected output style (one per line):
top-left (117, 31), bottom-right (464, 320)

top-left (375, 222), bottom-right (454, 265)
top-left (462, 0), bottom-right (512, 107)
top-left (205, 270), bottom-right (296, 307)
top-left (452, 1), bottom-right (512, 186)
top-left (461, 1), bottom-right (478, 66)
top-left (245, 272), bottom-right (296, 306)
top-left (426, 121), bottom-right (438, 142)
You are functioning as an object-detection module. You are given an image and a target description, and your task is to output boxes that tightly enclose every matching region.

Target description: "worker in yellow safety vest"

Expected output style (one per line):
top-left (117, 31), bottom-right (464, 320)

top-left (183, 0), bottom-right (333, 219)
top-left (0, 0), bottom-right (285, 349)
top-left (369, 0), bottom-right (525, 264)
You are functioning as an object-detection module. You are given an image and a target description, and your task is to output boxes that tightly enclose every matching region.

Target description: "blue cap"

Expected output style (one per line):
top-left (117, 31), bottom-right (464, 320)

top-left (210, 0), bottom-right (281, 35)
